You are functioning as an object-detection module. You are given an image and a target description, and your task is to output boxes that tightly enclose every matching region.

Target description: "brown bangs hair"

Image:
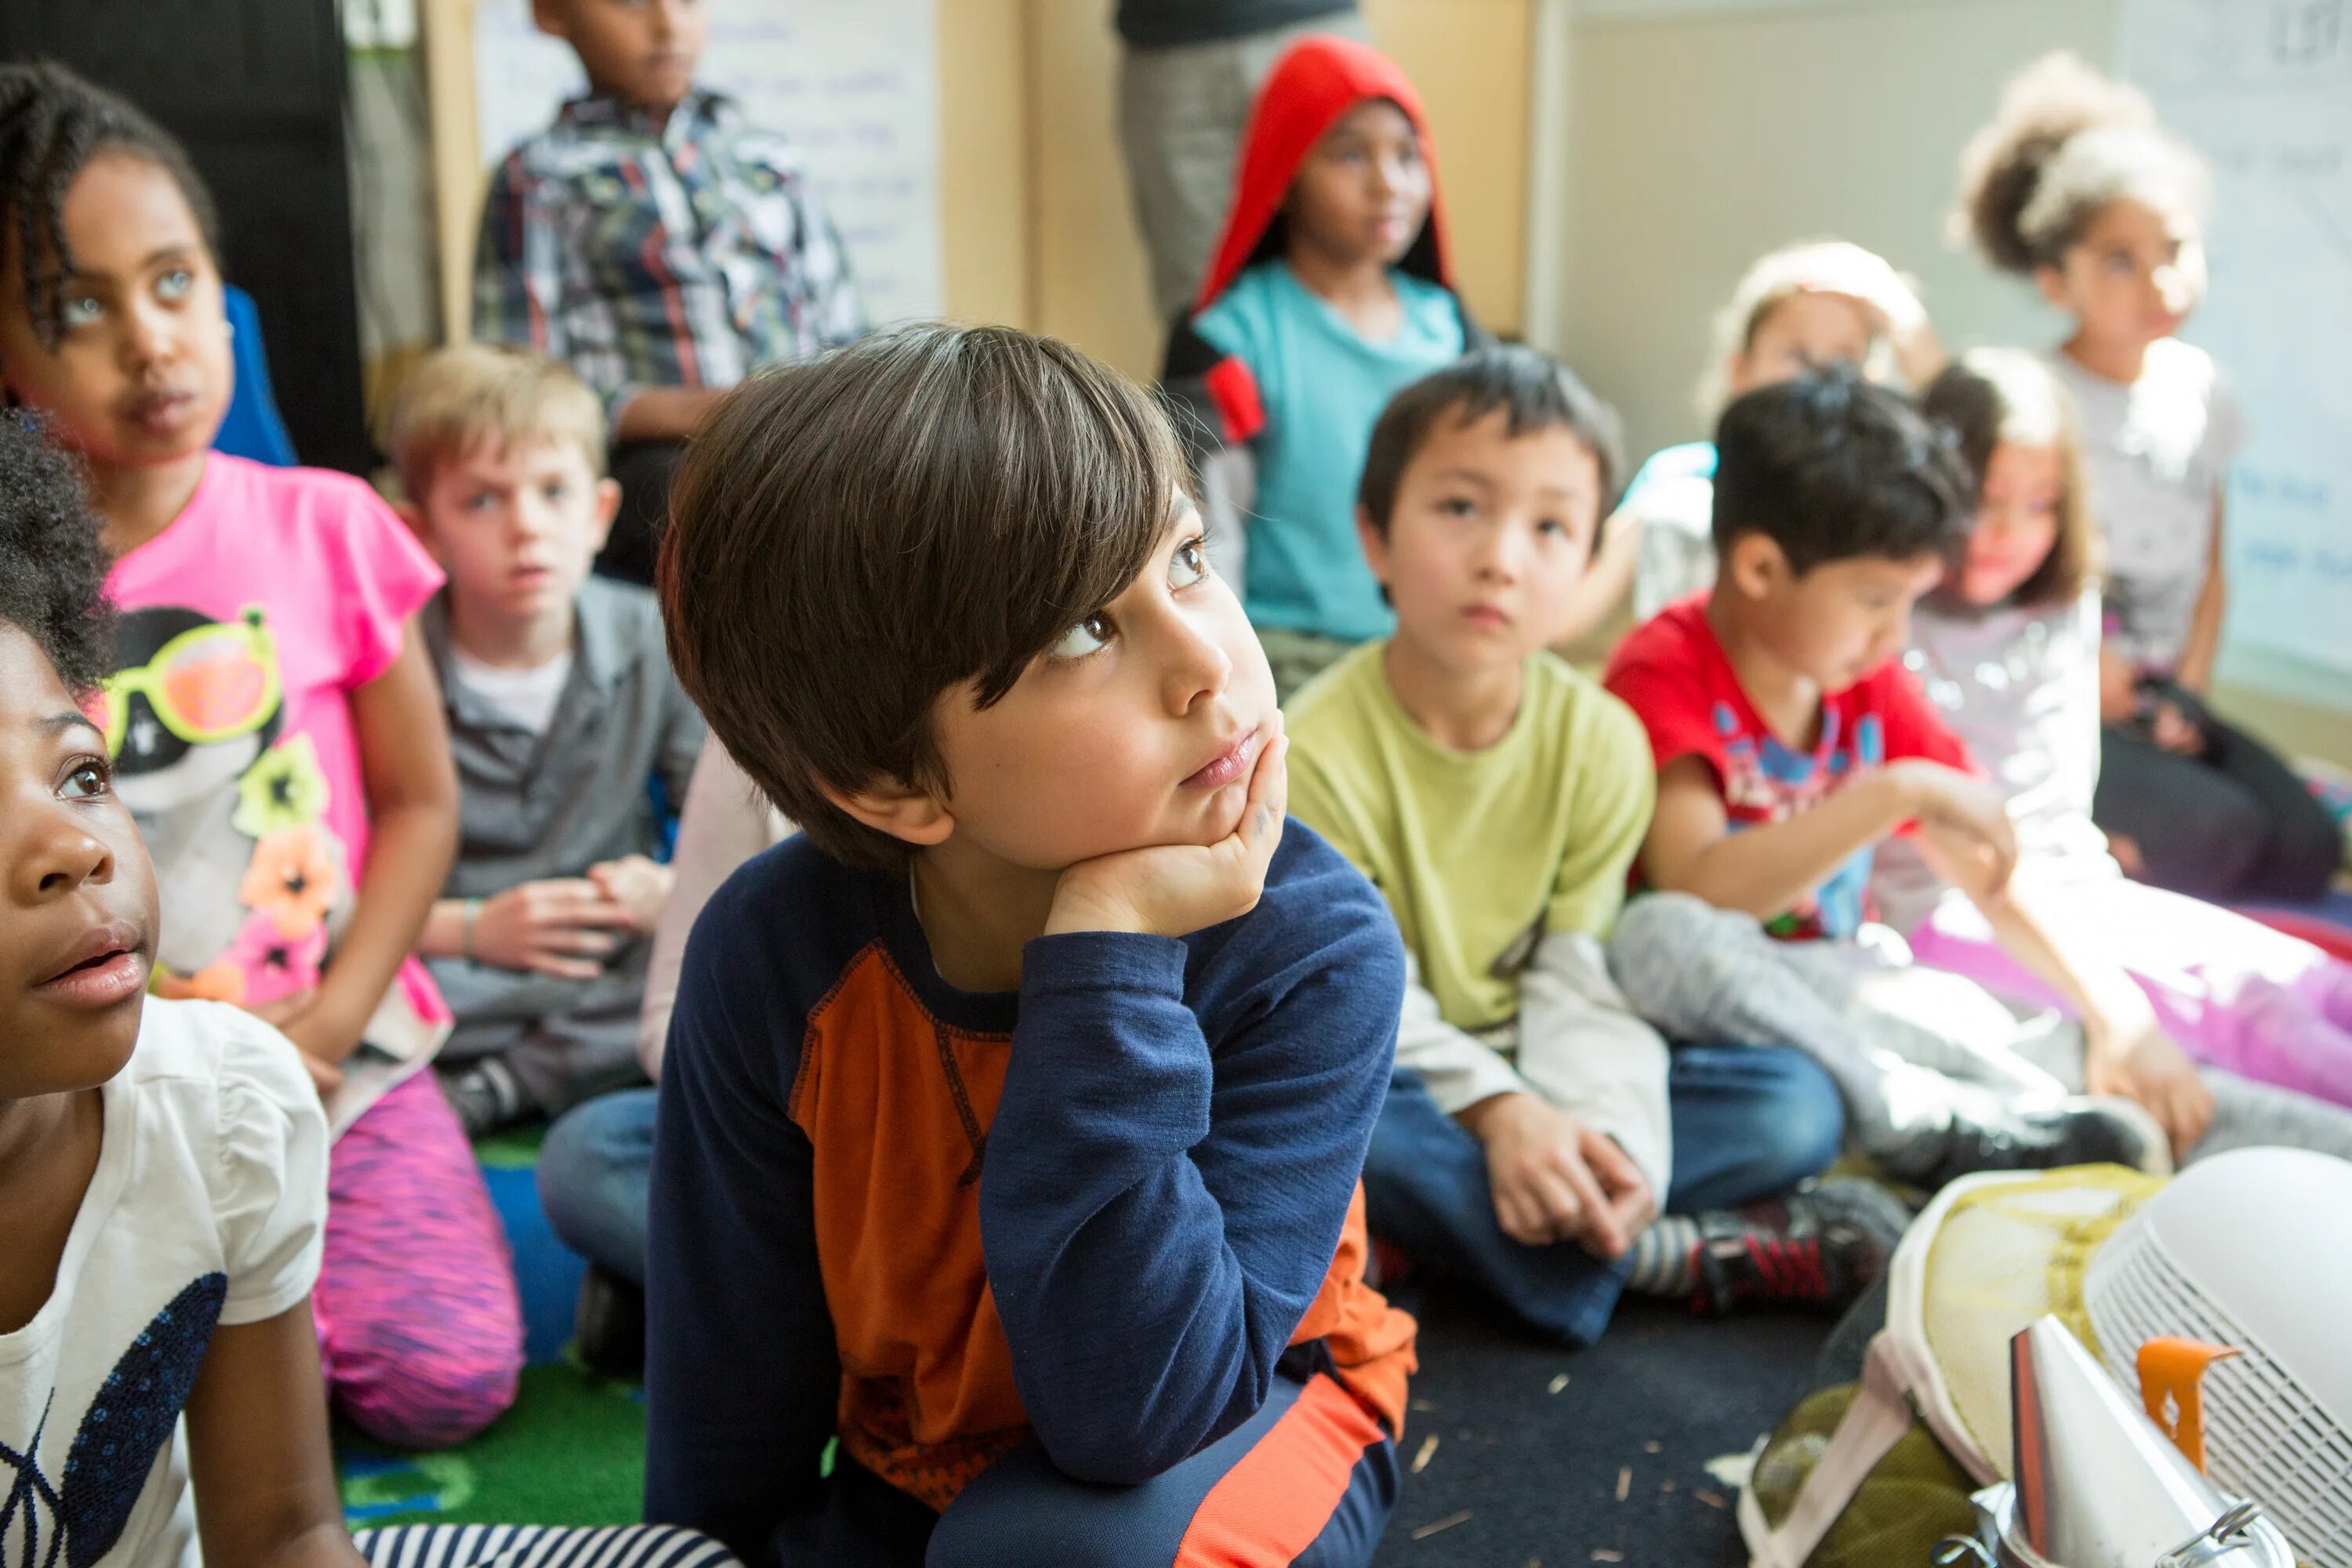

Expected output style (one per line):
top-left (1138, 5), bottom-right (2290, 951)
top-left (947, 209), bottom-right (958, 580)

top-left (1921, 347), bottom-right (2096, 608)
top-left (659, 324), bottom-right (1186, 872)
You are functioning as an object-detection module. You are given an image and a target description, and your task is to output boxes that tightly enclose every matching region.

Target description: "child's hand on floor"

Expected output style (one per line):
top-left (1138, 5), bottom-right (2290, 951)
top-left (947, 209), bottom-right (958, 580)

top-left (1459, 1092), bottom-right (1653, 1259)
top-left (1045, 717), bottom-right (1288, 942)
top-left (470, 880), bottom-right (636, 979)
top-left (2087, 1021), bottom-right (2215, 1162)
top-left (589, 855), bottom-right (675, 932)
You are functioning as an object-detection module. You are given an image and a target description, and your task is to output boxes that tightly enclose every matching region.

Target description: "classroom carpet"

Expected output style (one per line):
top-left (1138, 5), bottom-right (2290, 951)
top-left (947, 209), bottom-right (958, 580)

top-left (1367, 1283), bottom-right (1832, 1567)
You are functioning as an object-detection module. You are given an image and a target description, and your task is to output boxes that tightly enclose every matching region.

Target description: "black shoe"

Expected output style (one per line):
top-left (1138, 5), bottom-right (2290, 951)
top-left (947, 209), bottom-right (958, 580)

top-left (439, 1058), bottom-right (529, 1140)
top-left (1915, 1095), bottom-right (2170, 1191)
top-left (1692, 1177), bottom-right (1914, 1316)
top-left (573, 1264), bottom-right (646, 1381)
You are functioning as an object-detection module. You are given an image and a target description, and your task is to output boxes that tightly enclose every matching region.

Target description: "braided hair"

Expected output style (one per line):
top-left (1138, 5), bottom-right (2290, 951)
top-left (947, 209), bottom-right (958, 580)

top-left (0, 412), bottom-right (114, 694)
top-left (0, 61), bottom-right (221, 350)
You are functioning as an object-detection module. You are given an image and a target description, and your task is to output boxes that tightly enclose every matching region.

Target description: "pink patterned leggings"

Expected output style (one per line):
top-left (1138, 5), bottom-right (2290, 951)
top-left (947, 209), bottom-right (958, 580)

top-left (314, 1070), bottom-right (524, 1449)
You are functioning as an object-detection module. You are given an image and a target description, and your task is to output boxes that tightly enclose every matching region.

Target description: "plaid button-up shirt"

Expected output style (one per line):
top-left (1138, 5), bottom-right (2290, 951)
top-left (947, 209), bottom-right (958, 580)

top-left (473, 89), bottom-right (866, 427)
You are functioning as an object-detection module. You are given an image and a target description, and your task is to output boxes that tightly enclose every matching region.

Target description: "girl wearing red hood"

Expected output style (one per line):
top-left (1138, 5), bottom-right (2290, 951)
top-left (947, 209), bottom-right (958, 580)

top-left (1164, 35), bottom-right (1483, 701)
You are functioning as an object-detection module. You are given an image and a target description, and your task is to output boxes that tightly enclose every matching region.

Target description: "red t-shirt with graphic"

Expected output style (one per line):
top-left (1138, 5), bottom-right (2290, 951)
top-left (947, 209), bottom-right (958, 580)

top-left (1603, 597), bottom-right (1973, 940)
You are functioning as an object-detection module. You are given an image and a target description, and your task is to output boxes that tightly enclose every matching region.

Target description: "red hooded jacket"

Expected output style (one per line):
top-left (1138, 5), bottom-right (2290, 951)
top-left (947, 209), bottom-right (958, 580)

top-left (1191, 34), bottom-right (1454, 314)
top-left (1164, 34), bottom-right (1468, 450)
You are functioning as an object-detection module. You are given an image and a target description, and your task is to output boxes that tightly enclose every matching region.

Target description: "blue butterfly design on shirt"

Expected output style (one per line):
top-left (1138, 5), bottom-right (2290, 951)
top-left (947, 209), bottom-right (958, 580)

top-left (1, 1273), bottom-right (227, 1568)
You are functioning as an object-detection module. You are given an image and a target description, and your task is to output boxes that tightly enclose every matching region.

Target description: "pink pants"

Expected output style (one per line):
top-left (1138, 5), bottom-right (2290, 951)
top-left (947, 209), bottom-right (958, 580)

top-left (314, 1070), bottom-right (524, 1449)
top-left (1906, 874), bottom-right (2352, 1109)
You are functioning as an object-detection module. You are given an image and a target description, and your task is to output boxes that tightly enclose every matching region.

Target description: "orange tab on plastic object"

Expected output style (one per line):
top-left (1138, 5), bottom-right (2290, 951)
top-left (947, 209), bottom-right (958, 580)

top-left (2137, 1336), bottom-right (2241, 1472)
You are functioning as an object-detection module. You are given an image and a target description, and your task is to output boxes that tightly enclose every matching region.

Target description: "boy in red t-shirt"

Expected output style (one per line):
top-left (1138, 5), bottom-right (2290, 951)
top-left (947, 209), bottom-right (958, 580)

top-left (1602, 368), bottom-right (2211, 1189)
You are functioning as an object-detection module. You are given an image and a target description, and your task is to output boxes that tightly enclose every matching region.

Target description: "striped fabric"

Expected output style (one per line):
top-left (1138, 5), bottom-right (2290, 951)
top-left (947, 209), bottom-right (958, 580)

top-left (354, 1523), bottom-right (739, 1568)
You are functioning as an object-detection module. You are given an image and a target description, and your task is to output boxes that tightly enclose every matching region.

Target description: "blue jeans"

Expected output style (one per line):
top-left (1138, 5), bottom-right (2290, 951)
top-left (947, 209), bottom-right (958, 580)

top-left (537, 1087), bottom-right (656, 1285)
top-left (1361, 1045), bottom-right (1842, 1346)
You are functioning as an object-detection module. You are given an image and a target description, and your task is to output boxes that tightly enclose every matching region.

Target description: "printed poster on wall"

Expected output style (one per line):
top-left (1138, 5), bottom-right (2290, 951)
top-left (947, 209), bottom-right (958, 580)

top-left (471, 0), bottom-right (943, 324)
top-left (2118, 0), bottom-right (2352, 683)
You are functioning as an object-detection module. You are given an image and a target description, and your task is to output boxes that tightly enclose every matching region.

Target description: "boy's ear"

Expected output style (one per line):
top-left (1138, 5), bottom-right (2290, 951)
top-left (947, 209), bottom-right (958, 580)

top-left (819, 775), bottom-right (956, 851)
top-left (1356, 506), bottom-right (1393, 587)
top-left (589, 475), bottom-right (621, 556)
top-left (1722, 532), bottom-right (1788, 601)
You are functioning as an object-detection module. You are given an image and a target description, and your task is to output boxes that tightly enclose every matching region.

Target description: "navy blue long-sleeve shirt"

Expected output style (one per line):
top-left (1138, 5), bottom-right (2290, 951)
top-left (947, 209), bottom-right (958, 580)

top-left (643, 824), bottom-right (1413, 1565)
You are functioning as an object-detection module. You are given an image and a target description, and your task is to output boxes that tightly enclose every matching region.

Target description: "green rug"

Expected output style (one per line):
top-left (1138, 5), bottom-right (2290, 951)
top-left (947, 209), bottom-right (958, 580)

top-left (339, 1366), bottom-right (648, 1528)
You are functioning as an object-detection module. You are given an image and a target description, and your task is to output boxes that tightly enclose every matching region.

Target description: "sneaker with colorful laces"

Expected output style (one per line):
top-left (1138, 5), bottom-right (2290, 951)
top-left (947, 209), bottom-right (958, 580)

top-left (1691, 1177), bottom-right (1914, 1316)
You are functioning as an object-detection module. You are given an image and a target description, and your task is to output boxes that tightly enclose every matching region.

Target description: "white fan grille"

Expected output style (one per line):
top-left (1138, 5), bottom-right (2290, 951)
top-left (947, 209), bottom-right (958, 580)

top-left (2088, 1222), bottom-right (2352, 1568)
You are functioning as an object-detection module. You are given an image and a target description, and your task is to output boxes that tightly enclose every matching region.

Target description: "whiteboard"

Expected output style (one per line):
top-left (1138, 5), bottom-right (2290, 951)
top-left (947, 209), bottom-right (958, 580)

top-left (470, 0), bottom-right (942, 325)
top-left (2117, 0), bottom-right (2352, 684)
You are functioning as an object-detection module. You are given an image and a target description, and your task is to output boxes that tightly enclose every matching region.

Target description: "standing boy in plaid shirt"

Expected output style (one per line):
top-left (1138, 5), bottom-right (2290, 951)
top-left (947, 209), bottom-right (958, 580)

top-left (474, 0), bottom-right (866, 583)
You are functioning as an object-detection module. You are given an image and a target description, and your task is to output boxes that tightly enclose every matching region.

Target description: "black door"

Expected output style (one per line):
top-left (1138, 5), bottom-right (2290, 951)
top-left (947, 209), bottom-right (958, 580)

top-left (2, 0), bottom-right (372, 473)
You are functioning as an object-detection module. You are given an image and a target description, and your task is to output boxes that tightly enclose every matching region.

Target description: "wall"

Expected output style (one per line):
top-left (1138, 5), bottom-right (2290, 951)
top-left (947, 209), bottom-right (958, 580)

top-left (936, 0), bottom-right (1032, 328)
top-left (1538, 0), bottom-right (2117, 463)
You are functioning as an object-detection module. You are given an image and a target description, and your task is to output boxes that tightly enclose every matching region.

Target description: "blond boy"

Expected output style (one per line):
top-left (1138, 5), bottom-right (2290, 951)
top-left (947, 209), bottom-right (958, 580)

top-left (383, 344), bottom-right (704, 1135)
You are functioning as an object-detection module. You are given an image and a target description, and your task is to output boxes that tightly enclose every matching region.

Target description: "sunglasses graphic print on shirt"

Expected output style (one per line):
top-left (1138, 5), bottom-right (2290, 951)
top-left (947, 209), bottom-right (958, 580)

top-left (103, 605), bottom-right (353, 1005)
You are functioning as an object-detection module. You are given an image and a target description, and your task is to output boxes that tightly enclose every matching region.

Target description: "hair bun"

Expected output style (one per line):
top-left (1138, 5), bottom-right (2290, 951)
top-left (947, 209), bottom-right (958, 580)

top-left (1954, 52), bottom-right (2158, 274)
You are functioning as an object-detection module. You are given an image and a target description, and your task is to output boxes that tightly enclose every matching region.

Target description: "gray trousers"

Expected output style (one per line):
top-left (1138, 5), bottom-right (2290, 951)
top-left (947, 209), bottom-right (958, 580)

top-left (426, 938), bottom-right (651, 1116)
top-left (1606, 893), bottom-right (2352, 1174)
top-left (1118, 9), bottom-right (1370, 318)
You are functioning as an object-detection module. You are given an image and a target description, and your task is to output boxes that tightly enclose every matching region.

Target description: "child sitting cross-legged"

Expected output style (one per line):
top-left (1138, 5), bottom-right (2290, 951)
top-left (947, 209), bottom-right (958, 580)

top-left (1602, 366), bottom-right (2223, 1186)
top-left (382, 344), bottom-right (706, 1139)
top-left (1877, 350), bottom-right (2352, 1136)
top-left (1287, 347), bottom-right (1906, 1341)
top-left (647, 325), bottom-right (1416, 1567)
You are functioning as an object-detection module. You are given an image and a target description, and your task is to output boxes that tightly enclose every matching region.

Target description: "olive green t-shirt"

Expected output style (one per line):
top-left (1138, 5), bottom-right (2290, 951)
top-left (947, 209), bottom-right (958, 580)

top-left (1287, 642), bottom-right (1656, 1033)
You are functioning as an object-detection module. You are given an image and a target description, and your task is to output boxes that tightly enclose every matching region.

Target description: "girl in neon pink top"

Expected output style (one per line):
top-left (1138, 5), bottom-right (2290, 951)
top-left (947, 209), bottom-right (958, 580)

top-left (0, 63), bottom-right (521, 1449)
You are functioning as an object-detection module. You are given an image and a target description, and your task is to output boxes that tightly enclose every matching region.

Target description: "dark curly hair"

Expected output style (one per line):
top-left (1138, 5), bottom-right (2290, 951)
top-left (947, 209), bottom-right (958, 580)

top-left (1711, 365), bottom-right (1972, 576)
top-left (1953, 52), bottom-right (2205, 274)
top-left (0, 60), bottom-right (221, 349)
top-left (0, 413), bottom-right (114, 694)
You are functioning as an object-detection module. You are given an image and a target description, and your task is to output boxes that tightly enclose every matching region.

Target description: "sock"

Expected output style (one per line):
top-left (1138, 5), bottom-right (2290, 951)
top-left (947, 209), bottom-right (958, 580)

top-left (1624, 1215), bottom-right (1700, 1296)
